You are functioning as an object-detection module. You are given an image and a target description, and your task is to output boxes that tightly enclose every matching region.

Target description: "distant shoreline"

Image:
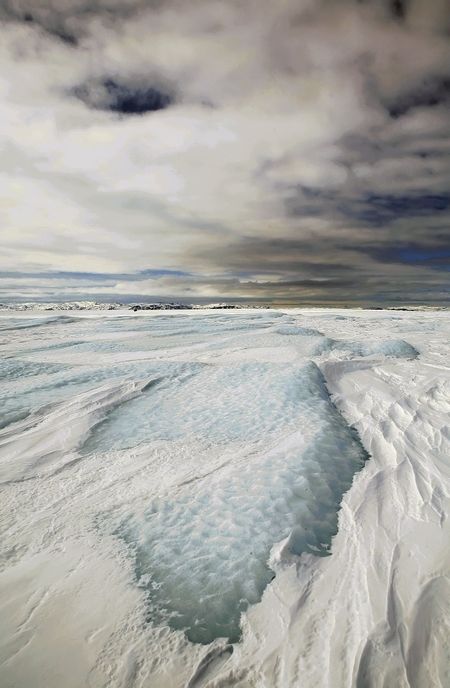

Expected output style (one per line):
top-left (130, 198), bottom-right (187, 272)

top-left (0, 302), bottom-right (447, 313)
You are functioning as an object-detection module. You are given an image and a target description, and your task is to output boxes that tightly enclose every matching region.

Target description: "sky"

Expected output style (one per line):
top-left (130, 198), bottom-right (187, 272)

top-left (0, 0), bottom-right (449, 305)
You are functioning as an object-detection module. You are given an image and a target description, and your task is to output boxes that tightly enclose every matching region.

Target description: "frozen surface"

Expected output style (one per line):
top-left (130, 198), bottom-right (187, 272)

top-left (0, 308), bottom-right (449, 687)
top-left (118, 362), bottom-right (367, 643)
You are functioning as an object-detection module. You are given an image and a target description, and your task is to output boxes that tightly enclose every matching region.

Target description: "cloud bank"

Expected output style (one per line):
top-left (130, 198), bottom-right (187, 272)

top-left (0, 0), bottom-right (449, 304)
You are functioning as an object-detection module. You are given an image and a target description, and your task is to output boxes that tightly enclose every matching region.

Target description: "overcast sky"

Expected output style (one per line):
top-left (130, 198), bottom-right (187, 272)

top-left (1, 0), bottom-right (449, 304)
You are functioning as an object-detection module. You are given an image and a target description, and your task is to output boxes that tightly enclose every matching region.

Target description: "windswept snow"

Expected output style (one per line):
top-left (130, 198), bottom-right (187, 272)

top-left (0, 308), bottom-right (448, 688)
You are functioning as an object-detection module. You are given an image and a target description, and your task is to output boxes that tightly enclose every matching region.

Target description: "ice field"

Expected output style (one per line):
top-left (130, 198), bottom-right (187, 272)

top-left (0, 308), bottom-right (449, 687)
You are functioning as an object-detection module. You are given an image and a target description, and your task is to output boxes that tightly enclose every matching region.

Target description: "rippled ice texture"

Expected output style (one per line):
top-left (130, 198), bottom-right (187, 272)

top-left (0, 310), bottom-right (419, 645)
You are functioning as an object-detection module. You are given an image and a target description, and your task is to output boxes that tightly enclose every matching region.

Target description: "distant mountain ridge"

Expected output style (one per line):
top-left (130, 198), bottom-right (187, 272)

top-left (0, 301), bottom-right (245, 311)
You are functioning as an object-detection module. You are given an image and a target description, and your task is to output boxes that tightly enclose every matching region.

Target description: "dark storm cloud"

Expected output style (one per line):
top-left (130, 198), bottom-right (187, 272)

top-left (386, 77), bottom-right (450, 118)
top-left (1, 0), bottom-right (450, 304)
top-left (73, 78), bottom-right (175, 114)
top-left (351, 193), bottom-right (450, 225)
top-left (0, 0), bottom-right (148, 42)
top-left (285, 189), bottom-right (450, 227)
top-left (364, 242), bottom-right (450, 269)
top-left (193, 232), bottom-right (449, 278)
top-left (390, 0), bottom-right (407, 20)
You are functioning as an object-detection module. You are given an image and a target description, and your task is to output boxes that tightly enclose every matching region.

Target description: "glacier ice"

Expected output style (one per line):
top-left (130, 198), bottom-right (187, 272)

top-left (315, 337), bottom-right (418, 359)
top-left (82, 361), bottom-right (330, 451)
top-left (114, 362), bottom-right (368, 644)
top-left (275, 325), bottom-right (323, 337)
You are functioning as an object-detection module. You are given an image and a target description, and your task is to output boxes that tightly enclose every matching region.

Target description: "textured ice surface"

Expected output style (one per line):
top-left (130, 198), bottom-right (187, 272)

top-left (115, 362), bottom-right (368, 644)
top-left (315, 337), bottom-right (418, 359)
top-left (82, 362), bottom-right (328, 452)
top-left (0, 360), bottom-right (194, 433)
top-left (0, 315), bottom-right (78, 331)
top-left (275, 325), bottom-right (323, 337)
